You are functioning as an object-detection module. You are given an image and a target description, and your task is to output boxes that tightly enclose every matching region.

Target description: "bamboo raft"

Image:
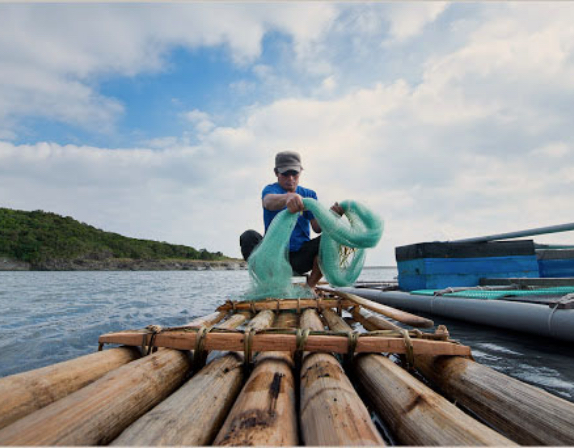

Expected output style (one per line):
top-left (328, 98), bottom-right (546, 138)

top-left (1, 289), bottom-right (574, 446)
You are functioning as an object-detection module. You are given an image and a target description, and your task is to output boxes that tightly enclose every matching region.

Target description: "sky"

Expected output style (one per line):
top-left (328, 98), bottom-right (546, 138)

top-left (1, 2), bottom-right (574, 266)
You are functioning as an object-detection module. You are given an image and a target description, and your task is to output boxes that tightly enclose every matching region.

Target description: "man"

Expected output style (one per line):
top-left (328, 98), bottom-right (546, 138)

top-left (240, 151), bottom-right (343, 288)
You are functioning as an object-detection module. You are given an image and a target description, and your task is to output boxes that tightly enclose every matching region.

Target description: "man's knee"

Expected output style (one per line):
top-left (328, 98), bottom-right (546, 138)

top-left (240, 230), bottom-right (263, 261)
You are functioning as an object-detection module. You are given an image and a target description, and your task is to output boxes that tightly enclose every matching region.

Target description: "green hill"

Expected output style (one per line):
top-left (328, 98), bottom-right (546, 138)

top-left (0, 207), bottom-right (228, 265)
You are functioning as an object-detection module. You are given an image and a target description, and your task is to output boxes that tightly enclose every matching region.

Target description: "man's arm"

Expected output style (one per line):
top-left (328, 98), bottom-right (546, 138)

top-left (262, 193), bottom-right (305, 213)
top-left (311, 202), bottom-right (344, 234)
top-left (311, 218), bottom-right (321, 234)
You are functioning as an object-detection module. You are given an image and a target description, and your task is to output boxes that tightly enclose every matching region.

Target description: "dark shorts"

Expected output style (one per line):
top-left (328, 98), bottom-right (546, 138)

top-left (239, 230), bottom-right (320, 275)
top-left (289, 237), bottom-right (320, 275)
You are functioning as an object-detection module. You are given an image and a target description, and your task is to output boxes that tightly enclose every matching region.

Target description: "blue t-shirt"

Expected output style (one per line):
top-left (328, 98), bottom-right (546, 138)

top-left (262, 183), bottom-right (318, 252)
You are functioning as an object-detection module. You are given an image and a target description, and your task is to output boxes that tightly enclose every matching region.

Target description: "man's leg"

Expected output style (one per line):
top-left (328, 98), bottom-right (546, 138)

top-left (306, 255), bottom-right (322, 288)
top-left (289, 237), bottom-right (322, 288)
top-left (239, 230), bottom-right (263, 261)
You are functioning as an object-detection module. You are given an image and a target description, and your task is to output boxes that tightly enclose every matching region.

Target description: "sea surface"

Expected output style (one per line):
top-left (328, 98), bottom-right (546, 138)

top-left (1, 267), bottom-right (573, 403)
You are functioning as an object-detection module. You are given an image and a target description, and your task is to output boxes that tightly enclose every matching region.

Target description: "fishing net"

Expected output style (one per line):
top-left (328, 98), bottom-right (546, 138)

top-left (245, 199), bottom-right (383, 300)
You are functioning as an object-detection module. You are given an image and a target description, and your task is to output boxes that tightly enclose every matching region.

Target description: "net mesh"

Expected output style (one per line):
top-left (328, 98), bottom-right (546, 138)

top-left (245, 199), bottom-right (383, 300)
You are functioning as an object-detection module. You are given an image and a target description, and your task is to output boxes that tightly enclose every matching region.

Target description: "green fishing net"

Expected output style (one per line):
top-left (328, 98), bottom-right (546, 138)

top-left (245, 199), bottom-right (383, 300)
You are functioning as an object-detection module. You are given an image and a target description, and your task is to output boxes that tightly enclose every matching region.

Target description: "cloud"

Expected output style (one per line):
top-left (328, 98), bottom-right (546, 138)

top-left (0, 3), bottom-right (339, 139)
top-left (384, 2), bottom-right (449, 43)
top-left (183, 110), bottom-right (216, 134)
top-left (3, 3), bottom-right (574, 265)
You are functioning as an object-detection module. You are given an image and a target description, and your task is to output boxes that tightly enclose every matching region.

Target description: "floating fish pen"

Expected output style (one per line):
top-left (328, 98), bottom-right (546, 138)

top-left (344, 223), bottom-right (574, 342)
top-left (1, 289), bottom-right (574, 446)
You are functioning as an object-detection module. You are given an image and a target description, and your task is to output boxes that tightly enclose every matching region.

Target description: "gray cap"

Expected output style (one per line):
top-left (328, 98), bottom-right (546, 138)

top-left (275, 151), bottom-right (303, 174)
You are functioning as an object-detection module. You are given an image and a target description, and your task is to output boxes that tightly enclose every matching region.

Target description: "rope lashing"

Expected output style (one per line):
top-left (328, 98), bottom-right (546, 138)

top-left (193, 325), bottom-right (211, 371)
top-left (145, 325), bottom-right (163, 356)
top-left (344, 331), bottom-right (359, 368)
top-left (401, 329), bottom-right (415, 370)
top-left (295, 328), bottom-right (311, 368)
top-left (243, 328), bottom-right (256, 370)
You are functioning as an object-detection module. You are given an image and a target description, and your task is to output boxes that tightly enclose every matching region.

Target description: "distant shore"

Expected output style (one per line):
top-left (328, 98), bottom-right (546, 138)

top-left (0, 256), bottom-right (395, 272)
top-left (0, 256), bottom-right (247, 271)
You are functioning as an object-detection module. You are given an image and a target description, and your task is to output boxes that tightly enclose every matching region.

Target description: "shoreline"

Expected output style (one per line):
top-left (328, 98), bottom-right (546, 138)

top-left (0, 256), bottom-right (248, 272)
top-left (1, 256), bottom-right (396, 272)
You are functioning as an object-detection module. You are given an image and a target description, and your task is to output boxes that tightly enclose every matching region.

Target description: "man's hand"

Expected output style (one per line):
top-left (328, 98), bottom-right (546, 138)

top-left (285, 192), bottom-right (305, 213)
top-left (331, 202), bottom-right (345, 217)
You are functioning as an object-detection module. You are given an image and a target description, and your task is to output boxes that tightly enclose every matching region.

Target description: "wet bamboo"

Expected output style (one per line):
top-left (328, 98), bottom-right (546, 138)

top-left (324, 289), bottom-right (434, 328)
top-left (213, 311), bottom-right (298, 446)
top-left (99, 329), bottom-right (470, 356)
top-left (0, 346), bottom-right (140, 431)
top-left (415, 355), bottom-right (574, 445)
top-left (111, 311), bottom-right (273, 446)
top-left (299, 309), bottom-right (385, 446)
top-left (354, 354), bottom-right (516, 446)
top-left (352, 307), bottom-right (402, 331)
top-left (0, 349), bottom-right (192, 446)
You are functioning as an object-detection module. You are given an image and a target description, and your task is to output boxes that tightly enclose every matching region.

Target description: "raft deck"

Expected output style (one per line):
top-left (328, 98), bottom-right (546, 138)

top-left (1, 290), bottom-right (574, 446)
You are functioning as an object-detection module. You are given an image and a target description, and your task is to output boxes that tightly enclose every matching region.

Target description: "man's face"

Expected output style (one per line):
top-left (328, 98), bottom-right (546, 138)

top-left (276, 169), bottom-right (300, 192)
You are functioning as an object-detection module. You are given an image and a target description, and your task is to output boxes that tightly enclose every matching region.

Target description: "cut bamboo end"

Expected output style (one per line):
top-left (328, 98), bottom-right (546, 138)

top-left (0, 346), bottom-right (141, 431)
top-left (214, 311), bottom-right (298, 446)
top-left (213, 351), bottom-right (298, 446)
top-left (354, 353), bottom-right (516, 446)
top-left (112, 352), bottom-right (244, 446)
top-left (415, 355), bottom-right (574, 445)
top-left (298, 310), bottom-right (385, 445)
top-left (0, 349), bottom-right (192, 446)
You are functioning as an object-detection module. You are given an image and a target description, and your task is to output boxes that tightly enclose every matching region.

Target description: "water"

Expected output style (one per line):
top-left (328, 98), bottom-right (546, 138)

top-left (1, 268), bottom-right (573, 403)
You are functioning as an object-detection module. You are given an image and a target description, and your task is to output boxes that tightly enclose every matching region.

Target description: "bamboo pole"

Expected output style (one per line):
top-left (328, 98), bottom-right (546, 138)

top-left (186, 310), bottom-right (228, 327)
top-left (111, 311), bottom-right (273, 446)
top-left (99, 329), bottom-right (471, 356)
top-left (111, 352), bottom-right (243, 446)
top-left (213, 311), bottom-right (298, 446)
top-left (414, 355), bottom-right (574, 445)
top-left (216, 311), bottom-right (251, 330)
top-left (321, 307), bottom-right (351, 332)
top-left (0, 346), bottom-right (141, 431)
top-left (299, 309), bottom-right (385, 446)
top-left (0, 349), bottom-right (192, 446)
top-left (273, 311), bottom-right (299, 329)
top-left (353, 354), bottom-right (516, 446)
top-left (245, 310), bottom-right (276, 331)
top-left (324, 289), bottom-right (434, 328)
top-left (352, 307), bottom-right (402, 332)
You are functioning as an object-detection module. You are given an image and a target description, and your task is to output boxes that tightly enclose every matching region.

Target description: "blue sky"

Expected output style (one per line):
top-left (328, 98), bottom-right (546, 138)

top-left (2, 2), bottom-right (574, 265)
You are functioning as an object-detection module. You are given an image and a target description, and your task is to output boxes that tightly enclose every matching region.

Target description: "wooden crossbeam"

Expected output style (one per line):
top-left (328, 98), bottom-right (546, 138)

top-left (98, 330), bottom-right (471, 357)
top-left (216, 298), bottom-right (352, 312)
